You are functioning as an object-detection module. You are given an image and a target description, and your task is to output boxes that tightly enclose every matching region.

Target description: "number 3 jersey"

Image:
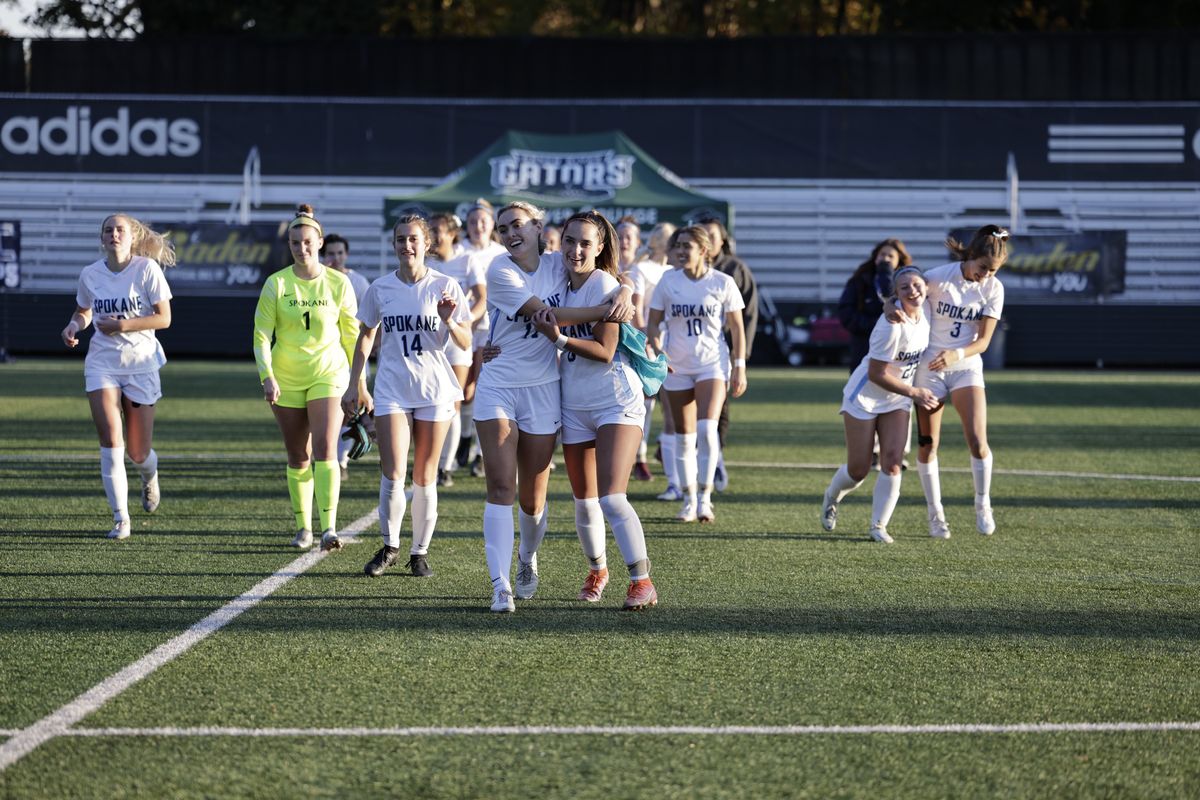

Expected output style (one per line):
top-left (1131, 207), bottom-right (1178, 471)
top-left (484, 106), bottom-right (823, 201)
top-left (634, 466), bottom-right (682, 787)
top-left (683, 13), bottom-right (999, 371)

top-left (923, 262), bottom-right (1005, 371)
top-left (649, 268), bottom-right (744, 375)
top-left (75, 256), bottom-right (173, 374)
top-left (357, 269), bottom-right (469, 409)
top-left (843, 311), bottom-right (930, 414)
top-left (252, 265), bottom-right (358, 389)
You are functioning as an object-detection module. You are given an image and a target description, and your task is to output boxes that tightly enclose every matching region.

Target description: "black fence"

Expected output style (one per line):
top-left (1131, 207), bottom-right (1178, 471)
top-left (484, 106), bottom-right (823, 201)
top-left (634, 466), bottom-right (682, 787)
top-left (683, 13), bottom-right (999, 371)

top-left (2, 33), bottom-right (1199, 100)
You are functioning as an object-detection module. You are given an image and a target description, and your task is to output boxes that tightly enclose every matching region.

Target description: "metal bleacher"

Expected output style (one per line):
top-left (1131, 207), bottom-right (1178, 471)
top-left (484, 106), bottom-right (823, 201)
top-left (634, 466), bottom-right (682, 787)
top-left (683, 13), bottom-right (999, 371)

top-left (4, 173), bottom-right (1199, 305)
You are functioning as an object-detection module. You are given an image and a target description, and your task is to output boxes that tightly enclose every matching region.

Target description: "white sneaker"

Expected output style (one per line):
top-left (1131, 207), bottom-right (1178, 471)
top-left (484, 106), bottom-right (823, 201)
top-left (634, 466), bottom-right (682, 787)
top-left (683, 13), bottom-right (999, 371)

top-left (106, 519), bottom-right (131, 540)
top-left (514, 553), bottom-right (539, 600)
top-left (491, 582), bottom-right (516, 613)
top-left (869, 525), bottom-right (894, 544)
top-left (929, 516), bottom-right (951, 540)
top-left (676, 497), bottom-right (698, 522)
top-left (320, 529), bottom-right (343, 552)
top-left (291, 528), bottom-right (313, 549)
top-left (657, 484), bottom-right (683, 502)
top-left (820, 488), bottom-right (838, 532)
top-left (976, 502), bottom-right (996, 536)
top-left (698, 497), bottom-right (715, 523)
top-left (141, 472), bottom-right (160, 513)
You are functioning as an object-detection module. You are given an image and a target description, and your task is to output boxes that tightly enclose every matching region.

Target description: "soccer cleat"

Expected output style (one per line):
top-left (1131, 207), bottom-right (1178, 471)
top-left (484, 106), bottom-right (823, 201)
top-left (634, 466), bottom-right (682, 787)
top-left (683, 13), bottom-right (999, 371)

top-left (514, 553), bottom-right (539, 599)
top-left (437, 469), bottom-right (454, 488)
top-left (408, 553), bottom-right (433, 577)
top-left (490, 583), bottom-right (516, 613)
top-left (929, 515), bottom-right (951, 540)
top-left (577, 567), bottom-right (609, 602)
top-left (291, 528), bottom-right (313, 549)
top-left (820, 488), bottom-right (838, 532)
top-left (364, 545), bottom-right (399, 577)
top-left (633, 462), bottom-right (652, 481)
top-left (697, 497), bottom-right (715, 523)
top-left (106, 520), bottom-right (131, 540)
top-left (141, 472), bottom-right (160, 513)
top-left (656, 484), bottom-right (683, 502)
top-left (713, 464), bottom-right (728, 493)
top-left (676, 497), bottom-right (698, 522)
top-left (623, 578), bottom-right (658, 611)
top-left (470, 456), bottom-right (485, 478)
top-left (869, 525), bottom-right (894, 544)
top-left (976, 502), bottom-right (996, 536)
top-left (320, 529), bottom-right (343, 552)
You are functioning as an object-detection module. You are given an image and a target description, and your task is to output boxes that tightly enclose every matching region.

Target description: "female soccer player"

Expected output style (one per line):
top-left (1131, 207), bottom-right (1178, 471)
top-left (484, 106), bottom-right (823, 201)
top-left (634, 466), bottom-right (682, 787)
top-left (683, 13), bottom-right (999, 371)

top-left (343, 214), bottom-right (472, 578)
top-left (61, 214), bottom-right (175, 539)
top-left (475, 201), bottom-right (633, 613)
top-left (530, 211), bottom-right (657, 610)
top-left (908, 225), bottom-right (1009, 539)
top-left (252, 204), bottom-right (358, 552)
top-left (820, 266), bottom-right (938, 543)
top-left (647, 226), bottom-right (747, 523)
top-left (639, 222), bottom-right (683, 497)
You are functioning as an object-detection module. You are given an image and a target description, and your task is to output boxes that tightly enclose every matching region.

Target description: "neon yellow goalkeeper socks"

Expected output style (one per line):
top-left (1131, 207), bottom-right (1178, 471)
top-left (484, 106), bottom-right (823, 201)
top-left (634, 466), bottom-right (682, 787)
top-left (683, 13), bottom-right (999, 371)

top-left (312, 460), bottom-right (340, 532)
top-left (285, 465), bottom-right (314, 532)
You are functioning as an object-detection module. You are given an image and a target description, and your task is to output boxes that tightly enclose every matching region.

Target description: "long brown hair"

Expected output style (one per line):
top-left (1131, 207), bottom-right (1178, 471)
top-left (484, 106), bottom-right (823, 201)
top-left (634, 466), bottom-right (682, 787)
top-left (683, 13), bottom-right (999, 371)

top-left (852, 238), bottom-right (911, 282)
top-left (946, 224), bottom-right (1009, 266)
top-left (561, 210), bottom-right (619, 277)
top-left (667, 225), bottom-right (714, 269)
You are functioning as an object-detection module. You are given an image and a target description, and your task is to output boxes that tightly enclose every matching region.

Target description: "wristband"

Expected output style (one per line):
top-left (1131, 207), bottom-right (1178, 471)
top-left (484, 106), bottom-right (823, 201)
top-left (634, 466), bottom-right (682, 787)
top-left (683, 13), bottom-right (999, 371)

top-left (554, 334), bottom-right (569, 350)
top-left (953, 348), bottom-right (965, 361)
top-left (733, 359), bottom-right (746, 367)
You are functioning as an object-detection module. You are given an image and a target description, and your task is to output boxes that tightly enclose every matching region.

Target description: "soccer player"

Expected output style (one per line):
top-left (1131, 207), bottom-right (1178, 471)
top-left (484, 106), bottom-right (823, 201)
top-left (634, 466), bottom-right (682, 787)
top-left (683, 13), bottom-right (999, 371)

top-left (252, 204), bottom-right (358, 552)
top-left (342, 214), bottom-right (472, 578)
top-left (322, 233), bottom-right (372, 480)
top-left (820, 266), bottom-right (938, 543)
top-left (639, 222), bottom-right (685, 500)
top-left (475, 200), bottom-right (633, 613)
top-left (530, 211), bottom-right (657, 610)
top-left (61, 214), bottom-right (174, 539)
top-left (647, 225), bottom-right (747, 523)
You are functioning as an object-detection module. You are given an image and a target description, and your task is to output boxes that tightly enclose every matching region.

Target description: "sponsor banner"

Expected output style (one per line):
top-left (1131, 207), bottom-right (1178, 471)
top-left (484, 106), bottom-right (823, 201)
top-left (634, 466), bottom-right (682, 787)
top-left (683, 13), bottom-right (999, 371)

top-left (2, 96), bottom-right (1199, 181)
top-left (950, 229), bottom-right (1126, 302)
top-left (160, 222), bottom-right (289, 298)
top-left (0, 220), bottom-right (19, 290)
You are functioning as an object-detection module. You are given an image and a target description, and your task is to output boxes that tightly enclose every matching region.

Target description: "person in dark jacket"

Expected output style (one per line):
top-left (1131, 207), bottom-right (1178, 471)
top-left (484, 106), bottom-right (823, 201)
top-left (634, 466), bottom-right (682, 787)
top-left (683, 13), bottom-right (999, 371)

top-left (838, 239), bottom-right (912, 371)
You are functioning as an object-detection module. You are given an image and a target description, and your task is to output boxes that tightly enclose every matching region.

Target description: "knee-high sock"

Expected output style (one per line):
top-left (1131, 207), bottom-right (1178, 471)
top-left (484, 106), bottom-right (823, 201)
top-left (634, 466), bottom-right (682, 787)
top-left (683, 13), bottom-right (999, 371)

top-left (697, 418), bottom-right (720, 492)
top-left (133, 448), bottom-right (157, 482)
top-left (518, 505), bottom-right (548, 564)
top-left (410, 482), bottom-right (438, 555)
top-left (917, 458), bottom-right (945, 519)
top-left (574, 497), bottom-right (606, 570)
top-left (312, 459), bottom-right (340, 532)
top-left (599, 493), bottom-right (649, 578)
top-left (827, 464), bottom-right (863, 504)
top-left (441, 412), bottom-right (462, 472)
top-left (871, 472), bottom-right (903, 529)
top-left (379, 475), bottom-right (407, 548)
top-left (675, 433), bottom-right (698, 499)
top-left (285, 464), bottom-right (314, 532)
top-left (660, 433), bottom-right (678, 487)
top-left (483, 502), bottom-right (515, 587)
top-left (100, 446), bottom-right (129, 522)
top-left (337, 427), bottom-right (352, 468)
top-left (637, 397), bottom-right (655, 461)
top-left (971, 454), bottom-right (994, 504)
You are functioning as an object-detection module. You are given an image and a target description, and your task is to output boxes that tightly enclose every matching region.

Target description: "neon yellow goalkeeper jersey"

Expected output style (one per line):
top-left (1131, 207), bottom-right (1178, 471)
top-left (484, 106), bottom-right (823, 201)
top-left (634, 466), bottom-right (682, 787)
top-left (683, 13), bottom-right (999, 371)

top-left (252, 265), bottom-right (359, 388)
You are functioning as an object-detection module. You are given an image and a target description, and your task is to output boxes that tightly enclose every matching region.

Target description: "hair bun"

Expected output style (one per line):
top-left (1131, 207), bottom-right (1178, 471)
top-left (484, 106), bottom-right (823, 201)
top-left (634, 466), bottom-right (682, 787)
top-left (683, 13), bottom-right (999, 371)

top-left (296, 203), bottom-right (315, 216)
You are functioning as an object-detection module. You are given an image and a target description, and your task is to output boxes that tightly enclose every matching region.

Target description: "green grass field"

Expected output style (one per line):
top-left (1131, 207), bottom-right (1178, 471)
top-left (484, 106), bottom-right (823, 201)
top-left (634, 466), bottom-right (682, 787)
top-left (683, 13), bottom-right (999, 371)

top-left (1, 360), bottom-right (1198, 798)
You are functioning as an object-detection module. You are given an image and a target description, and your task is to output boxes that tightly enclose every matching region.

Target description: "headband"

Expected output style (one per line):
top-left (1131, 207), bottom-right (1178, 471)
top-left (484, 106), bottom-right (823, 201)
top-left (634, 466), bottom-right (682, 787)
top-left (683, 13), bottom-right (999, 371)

top-left (991, 229), bottom-right (1010, 240)
top-left (893, 265), bottom-right (924, 282)
top-left (289, 214), bottom-right (323, 236)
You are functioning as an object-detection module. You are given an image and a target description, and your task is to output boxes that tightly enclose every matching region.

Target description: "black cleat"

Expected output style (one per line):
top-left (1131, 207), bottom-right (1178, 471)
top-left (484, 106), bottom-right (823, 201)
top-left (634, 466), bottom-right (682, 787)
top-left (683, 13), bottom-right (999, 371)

top-left (364, 545), bottom-right (400, 577)
top-left (437, 468), bottom-right (454, 488)
top-left (408, 553), bottom-right (433, 577)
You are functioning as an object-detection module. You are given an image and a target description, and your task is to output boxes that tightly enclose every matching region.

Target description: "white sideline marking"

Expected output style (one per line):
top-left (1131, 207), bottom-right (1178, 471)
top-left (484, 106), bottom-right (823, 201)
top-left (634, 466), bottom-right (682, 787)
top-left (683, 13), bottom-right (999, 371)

top-left (0, 510), bottom-right (378, 773)
top-left (59, 721), bottom-right (1200, 738)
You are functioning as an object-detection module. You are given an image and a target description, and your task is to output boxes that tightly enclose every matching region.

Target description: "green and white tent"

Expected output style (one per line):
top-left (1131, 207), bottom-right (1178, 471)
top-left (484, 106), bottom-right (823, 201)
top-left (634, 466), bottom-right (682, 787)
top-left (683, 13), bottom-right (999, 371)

top-left (383, 130), bottom-right (731, 232)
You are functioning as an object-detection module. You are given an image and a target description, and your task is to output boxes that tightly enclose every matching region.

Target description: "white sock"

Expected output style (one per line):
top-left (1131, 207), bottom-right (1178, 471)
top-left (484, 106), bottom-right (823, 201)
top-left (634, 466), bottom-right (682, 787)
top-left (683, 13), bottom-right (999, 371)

top-left (971, 454), bottom-right (994, 506)
top-left (675, 432), bottom-right (698, 499)
top-left (483, 502), bottom-right (514, 587)
top-left (133, 448), bottom-right (158, 482)
top-left (518, 505), bottom-right (548, 564)
top-left (871, 472), bottom-right (903, 529)
top-left (574, 497), bottom-right (606, 570)
top-left (337, 428), bottom-right (352, 469)
top-left (599, 493), bottom-right (648, 576)
top-left (660, 434), bottom-right (678, 487)
top-left (697, 418), bottom-right (720, 492)
top-left (100, 446), bottom-right (129, 522)
top-left (828, 464), bottom-right (863, 504)
top-left (409, 482), bottom-right (437, 555)
top-left (637, 397), bottom-right (655, 461)
top-left (917, 459), bottom-right (945, 520)
top-left (379, 476), bottom-right (407, 548)
top-left (441, 412), bottom-right (462, 472)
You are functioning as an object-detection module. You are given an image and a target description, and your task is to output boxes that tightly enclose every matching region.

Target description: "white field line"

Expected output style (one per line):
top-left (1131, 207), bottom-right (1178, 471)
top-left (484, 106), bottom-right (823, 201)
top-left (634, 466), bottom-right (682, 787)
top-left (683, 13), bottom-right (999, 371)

top-left (2, 453), bottom-right (1197, 483)
top-left (56, 721), bottom-right (1200, 737)
top-left (0, 510), bottom-right (378, 773)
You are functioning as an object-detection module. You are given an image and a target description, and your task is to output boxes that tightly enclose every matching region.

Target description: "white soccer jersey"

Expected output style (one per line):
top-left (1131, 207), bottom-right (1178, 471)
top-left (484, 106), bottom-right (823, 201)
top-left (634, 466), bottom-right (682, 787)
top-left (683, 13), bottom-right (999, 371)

top-left (649, 268), bottom-right (744, 374)
top-left (923, 261), bottom-right (1005, 370)
top-left (559, 270), bottom-right (642, 411)
top-left (75, 256), bottom-right (172, 374)
top-left (438, 251), bottom-right (488, 296)
top-left (344, 268), bottom-right (371, 303)
top-left (629, 259), bottom-right (671, 302)
top-left (478, 252), bottom-right (567, 390)
top-left (357, 269), bottom-right (469, 409)
top-left (843, 311), bottom-right (930, 414)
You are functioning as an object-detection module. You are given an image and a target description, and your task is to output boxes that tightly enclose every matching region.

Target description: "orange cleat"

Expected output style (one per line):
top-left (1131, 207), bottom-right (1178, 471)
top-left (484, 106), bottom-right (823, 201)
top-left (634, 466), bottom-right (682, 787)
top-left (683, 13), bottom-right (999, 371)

top-left (623, 578), bottom-right (658, 611)
top-left (577, 567), bottom-right (610, 602)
